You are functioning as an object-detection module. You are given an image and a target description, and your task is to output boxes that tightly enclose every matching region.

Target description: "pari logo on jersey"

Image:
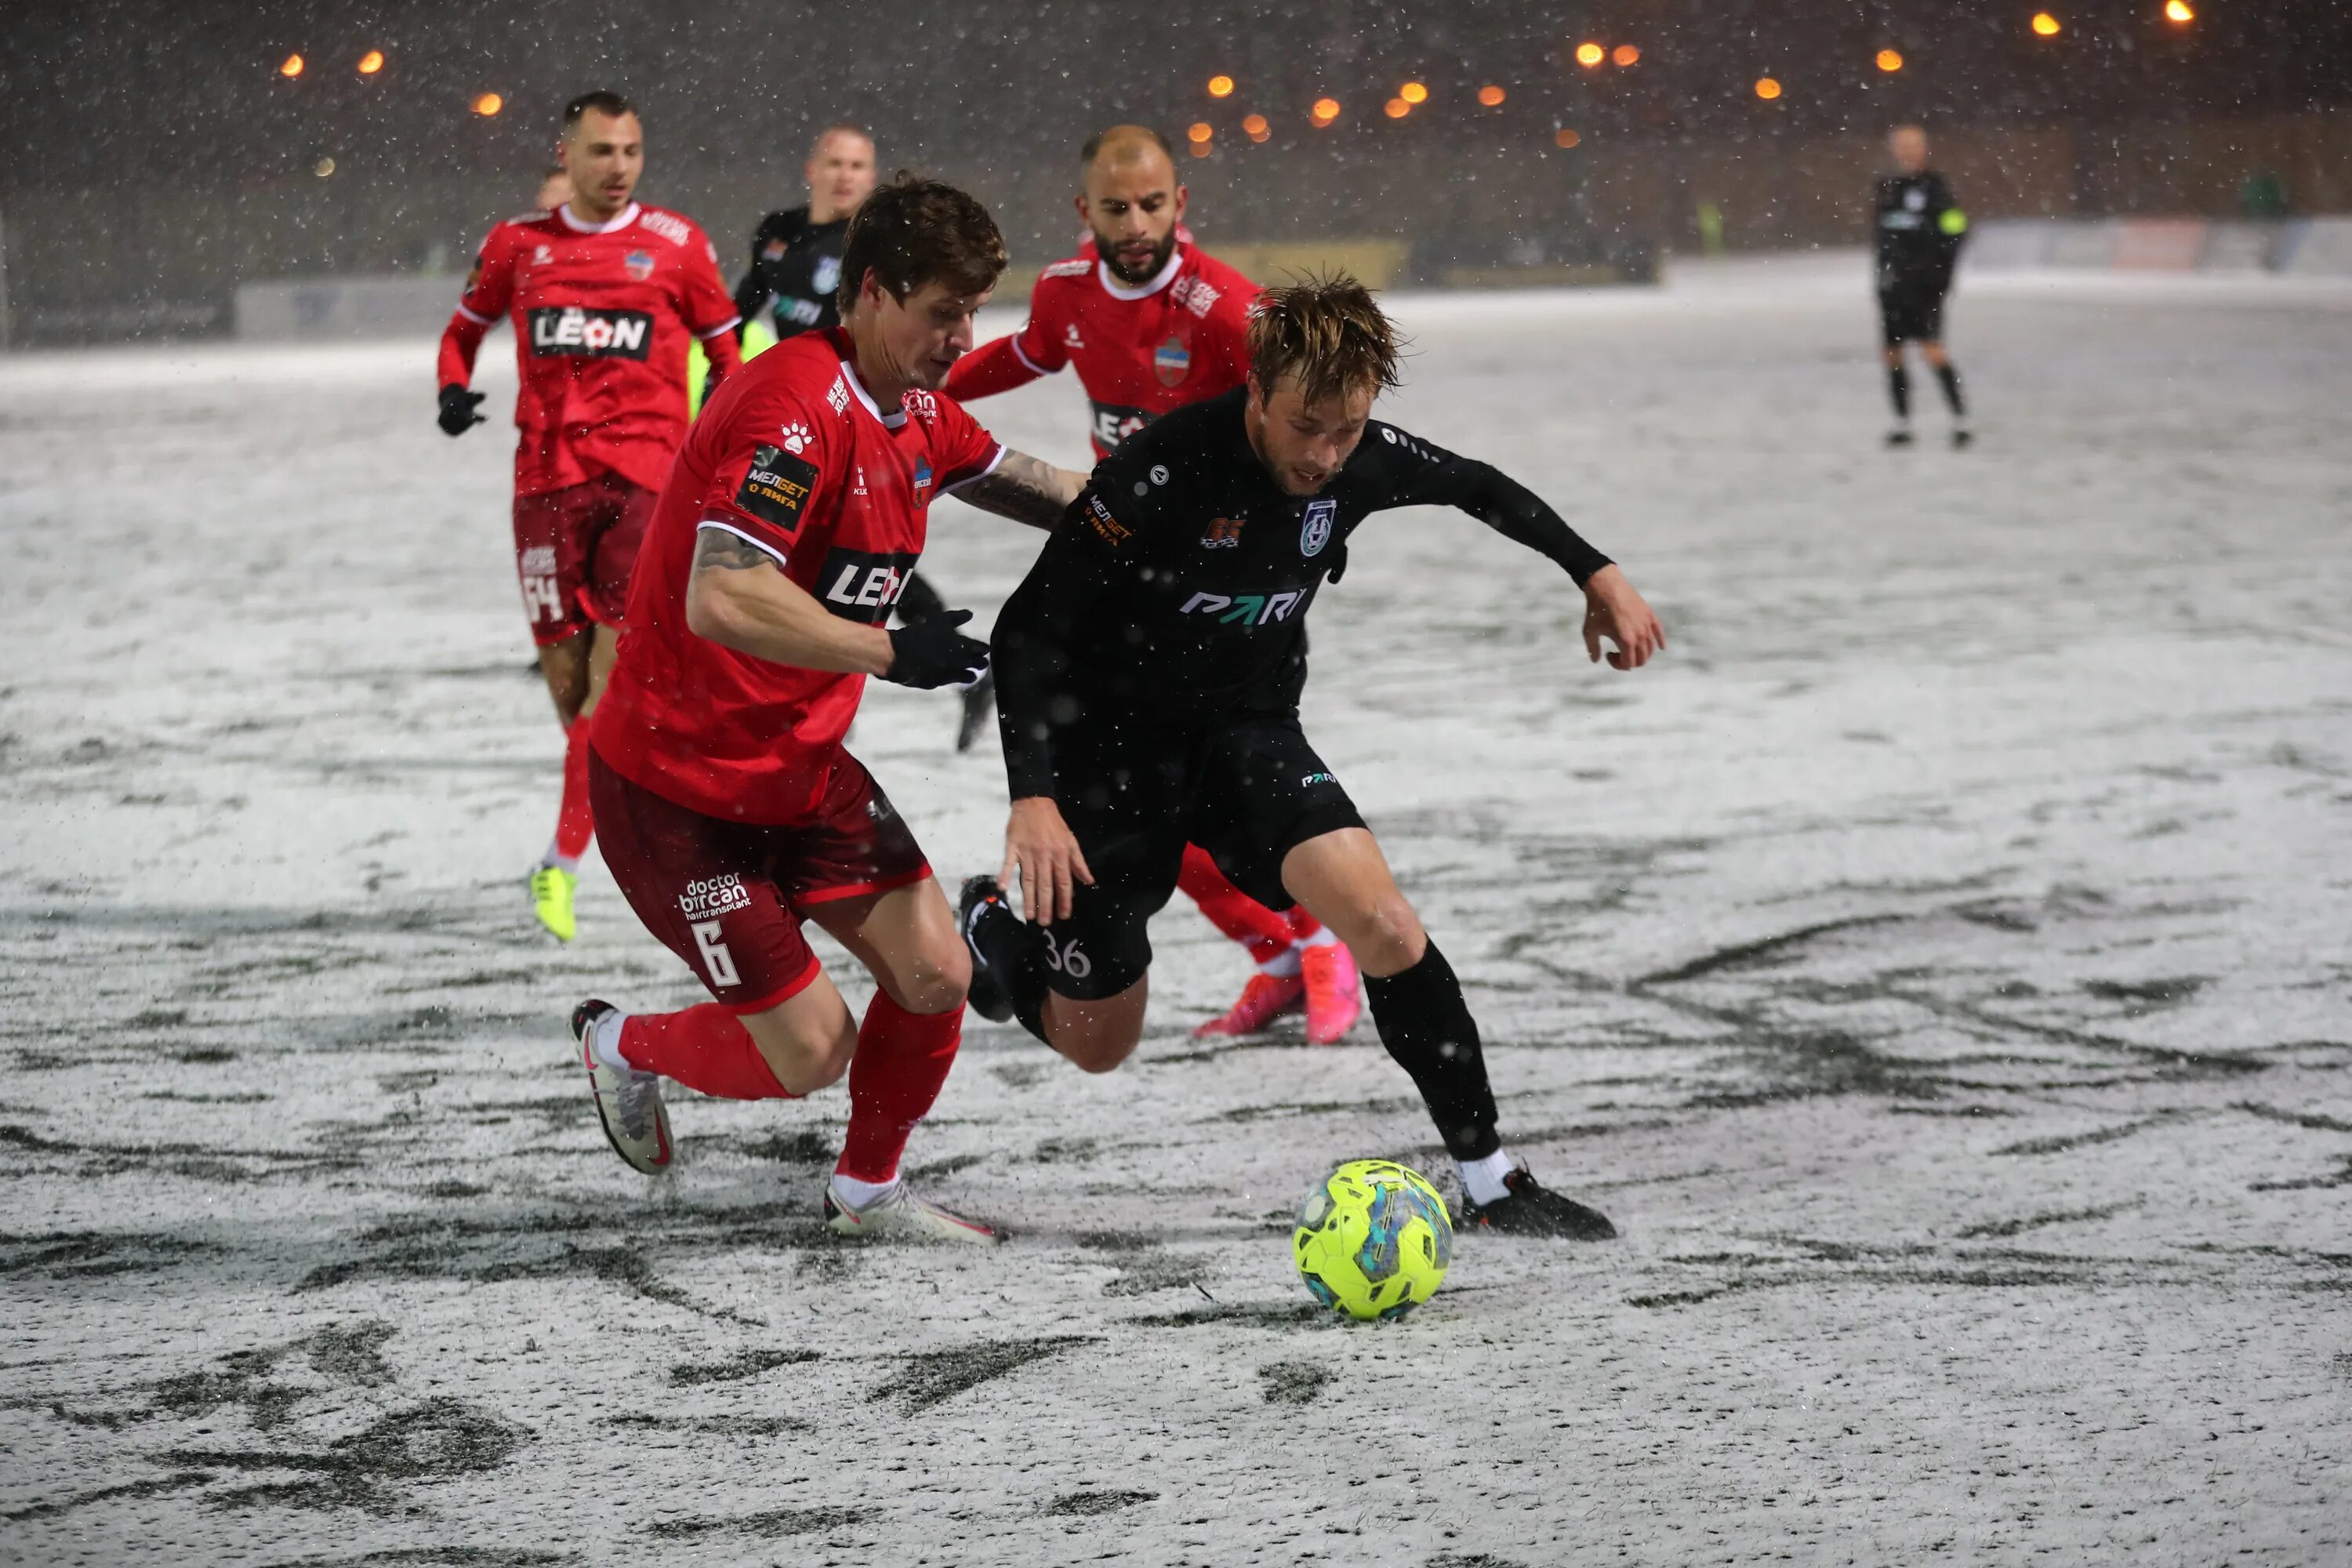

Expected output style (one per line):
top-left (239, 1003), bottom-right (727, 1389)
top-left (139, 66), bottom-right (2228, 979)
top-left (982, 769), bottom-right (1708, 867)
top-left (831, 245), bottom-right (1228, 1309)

top-left (1153, 334), bottom-right (1192, 387)
top-left (1300, 499), bottom-right (1337, 557)
top-left (734, 445), bottom-right (818, 533)
top-left (1179, 587), bottom-right (1311, 626)
top-left (817, 548), bottom-right (924, 624)
top-left (528, 306), bottom-right (655, 360)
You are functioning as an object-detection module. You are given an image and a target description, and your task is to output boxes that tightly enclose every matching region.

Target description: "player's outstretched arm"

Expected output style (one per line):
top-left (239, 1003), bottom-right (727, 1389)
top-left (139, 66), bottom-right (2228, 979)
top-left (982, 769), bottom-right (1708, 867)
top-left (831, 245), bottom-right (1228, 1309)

top-left (684, 526), bottom-right (987, 686)
top-left (1578, 565), bottom-right (1666, 672)
top-left (948, 450), bottom-right (1089, 531)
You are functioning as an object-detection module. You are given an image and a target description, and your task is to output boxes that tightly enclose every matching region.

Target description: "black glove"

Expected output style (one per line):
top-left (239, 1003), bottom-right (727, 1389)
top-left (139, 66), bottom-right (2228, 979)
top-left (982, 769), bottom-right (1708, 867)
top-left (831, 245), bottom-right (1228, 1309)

top-left (437, 383), bottom-right (486, 437)
top-left (884, 608), bottom-right (990, 690)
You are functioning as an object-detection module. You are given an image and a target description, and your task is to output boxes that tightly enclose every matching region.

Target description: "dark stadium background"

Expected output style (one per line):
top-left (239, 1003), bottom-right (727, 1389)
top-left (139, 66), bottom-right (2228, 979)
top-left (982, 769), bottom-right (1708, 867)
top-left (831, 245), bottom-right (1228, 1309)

top-left (3, 0), bottom-right (2349, 343)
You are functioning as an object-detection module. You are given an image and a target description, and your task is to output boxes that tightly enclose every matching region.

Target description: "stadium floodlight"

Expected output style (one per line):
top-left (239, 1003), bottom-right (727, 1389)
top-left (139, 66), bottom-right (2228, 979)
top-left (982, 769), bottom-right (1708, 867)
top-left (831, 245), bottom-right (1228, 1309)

top-left (1310, 96), bottom-right (1341, 126)
top-left (1186, 121), bottom-right (1214, 143)
top-left (1400, 82), bottom-right (1428, 104)
top-left (1207, 74), bottom-right (1235, 98)
top-left (358, 50), bottom-right (385, 75)
top-left (1613, 45), bottom-right (1640, 66)
top-left (1384, 97), bottom-right (1411, 118)
top-left (2032, 13), bottom-right (2063, 36)
top-left (314, 158), bottom-right (336, 177)
top-left (280, 53), bottom-right (304, 78)
top-left (1754, 77), bottom-right (1784, 100)
top-left (1554, 128), bottom-right (1583, 148)
top-left (1877, 49), bottom-right (1904, 72)
top-left (1479, 84), bottom-right (1507, 106)
top-left (1576, 42), bottom-right (1606, 67)
top-left (2164, 0), bottom-right (2194, 21)
top-left (474, 93), bottom-right (504, 116)
top-left (1242, 114), bottom-right (1270, 136)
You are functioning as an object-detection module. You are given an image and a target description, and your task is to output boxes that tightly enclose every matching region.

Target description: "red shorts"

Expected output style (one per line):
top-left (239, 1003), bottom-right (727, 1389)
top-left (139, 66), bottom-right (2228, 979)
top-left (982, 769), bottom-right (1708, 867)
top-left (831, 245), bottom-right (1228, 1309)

top-left (588, 748), bottom-right (931, 1014)
top-left (512, 473), bottom-right (655, 647)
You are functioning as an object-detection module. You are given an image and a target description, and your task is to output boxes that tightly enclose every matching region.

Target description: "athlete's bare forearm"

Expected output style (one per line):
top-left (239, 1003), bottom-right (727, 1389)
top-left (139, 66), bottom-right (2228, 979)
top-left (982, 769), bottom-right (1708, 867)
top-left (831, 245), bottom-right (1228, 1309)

top-left (949, 450), bottom-right (1087, 531)
top-left (684, 527), bottom-right (893, 676)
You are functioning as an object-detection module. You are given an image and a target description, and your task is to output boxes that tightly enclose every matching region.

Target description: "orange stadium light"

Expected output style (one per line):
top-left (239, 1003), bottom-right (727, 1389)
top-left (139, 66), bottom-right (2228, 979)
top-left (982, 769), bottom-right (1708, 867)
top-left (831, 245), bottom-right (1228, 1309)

top-left (1241, 113), bottom-right (1270, 136)
top-left (2032, 13), bottom-right (2063, 36)
top-left (1189, 141), bottom-right (1212, 158)
top-left (474, 93), bottom-right (504, 116)
top-left (314, 157), bottom-right (336, 177)
top-left (1555, 128), bottom-right (1583, 149)
top-left (1400, 81), bottom-right (1428, 104)
top-left (358, 50), bottom-right (384, 74)
top-left (279, 53), bottom-right (304, 78)
top-left (1755, 76), bottom-right (1784, 100)
top-left (1478, 84), bottom-right (1507, 106)
top-left (1311, 97), bottom-right (1341, 123)
top-left (1613, 44), bottom-right (1641, 66)
top-left (2164, 0), bottom-right (2194, 21)
top-left (1186, 121), bottom-right (1214, 143)
top-left (1383, 97), bottom-right (1411, 118)
top-left (1877, 48), bottom-right (1904, 72)
top-left (1207, 74), bottom-right (1235, 98)
top-left (1575, 42), bottom-right (1606, 67)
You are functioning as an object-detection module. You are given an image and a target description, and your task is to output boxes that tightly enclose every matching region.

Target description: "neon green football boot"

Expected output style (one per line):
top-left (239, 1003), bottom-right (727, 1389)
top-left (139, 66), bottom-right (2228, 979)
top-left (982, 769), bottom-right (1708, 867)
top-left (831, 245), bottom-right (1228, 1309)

top-left (529, 865), bottom-right (579, 942)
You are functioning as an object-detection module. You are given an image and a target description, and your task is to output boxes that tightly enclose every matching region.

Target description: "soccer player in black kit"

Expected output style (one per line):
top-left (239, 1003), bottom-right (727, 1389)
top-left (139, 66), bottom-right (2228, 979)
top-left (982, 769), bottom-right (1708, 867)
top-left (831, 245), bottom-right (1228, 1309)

top-left (1875, 125), bottom-right (1971, 448)
top-left (960, 277), bottom-right (1668, 1238)
top-left (734, 122), bottom-right (996, 746)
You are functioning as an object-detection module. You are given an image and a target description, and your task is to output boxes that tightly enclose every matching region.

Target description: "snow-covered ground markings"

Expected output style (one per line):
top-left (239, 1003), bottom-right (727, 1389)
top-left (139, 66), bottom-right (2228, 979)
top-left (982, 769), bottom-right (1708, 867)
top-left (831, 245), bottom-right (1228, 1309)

top-left (1, 256), bottom-right (2347, 1563)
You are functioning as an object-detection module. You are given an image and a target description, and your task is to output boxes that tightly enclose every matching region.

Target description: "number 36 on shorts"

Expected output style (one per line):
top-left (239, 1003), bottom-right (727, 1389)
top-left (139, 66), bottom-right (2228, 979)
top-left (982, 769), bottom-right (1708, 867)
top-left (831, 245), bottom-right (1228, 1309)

top-left (1041, 933), bottom-right (1090, 980)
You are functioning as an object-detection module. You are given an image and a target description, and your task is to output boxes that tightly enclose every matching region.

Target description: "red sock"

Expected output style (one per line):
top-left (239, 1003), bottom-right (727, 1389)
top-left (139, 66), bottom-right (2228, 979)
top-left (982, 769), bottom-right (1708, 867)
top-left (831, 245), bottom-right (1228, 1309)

top-left (836, 992), bottom-right (962, 1184)
top-left (554, 720), bottom-right (595, 862)
top-left (1287, 906), bottom-right (1325, 940)
top-left (1178, 844), bottom-right (1295, 965)
top-left (618, 1005), bottom-right (796, 1100)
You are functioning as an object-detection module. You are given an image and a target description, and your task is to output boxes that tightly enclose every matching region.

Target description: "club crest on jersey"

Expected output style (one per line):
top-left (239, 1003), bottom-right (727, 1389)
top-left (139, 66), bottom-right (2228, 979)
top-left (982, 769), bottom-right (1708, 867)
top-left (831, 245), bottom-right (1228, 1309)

top-left (1300, 499), bottom-right (1337, 557)
top-left (1153, 335), bottom-right (1192, 387)
top-left (913, 456), bottom-right (934, 502)
top-left (812, 256), bottom-right (842, 296)
top-left (624, 249), bottom-right (655, 281)
top-left (762, 239), bottom-right (787, 261)
top-left (1200, 515), bottom-right (1246, 549)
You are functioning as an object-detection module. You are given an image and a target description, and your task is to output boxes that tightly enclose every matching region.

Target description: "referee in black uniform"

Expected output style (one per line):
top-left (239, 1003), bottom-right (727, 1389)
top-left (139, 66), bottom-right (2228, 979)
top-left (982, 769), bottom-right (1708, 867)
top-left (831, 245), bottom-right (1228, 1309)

top-left (960, 276), bottom-right (1668, 1239)
top-left (1875, 124), bottom-right (1972, 448)
top-left (735, 122), bottom-right (996, 748)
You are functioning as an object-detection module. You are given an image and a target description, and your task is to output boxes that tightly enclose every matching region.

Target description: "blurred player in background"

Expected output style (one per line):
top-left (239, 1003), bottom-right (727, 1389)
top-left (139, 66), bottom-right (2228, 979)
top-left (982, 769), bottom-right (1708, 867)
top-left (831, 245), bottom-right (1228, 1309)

top-left (534, 165), bottom-right (572, 216)
top-left (1875, 125), bottom-right (1971, 448)
top-left (572, 176), bottom-right (1089, 1240)
top-left (727, 122), bottom-right (992, 751)
top-left (437, 91), bottom-right (744, 942)
top-left (946, 125), bottom-right (1364, 1045)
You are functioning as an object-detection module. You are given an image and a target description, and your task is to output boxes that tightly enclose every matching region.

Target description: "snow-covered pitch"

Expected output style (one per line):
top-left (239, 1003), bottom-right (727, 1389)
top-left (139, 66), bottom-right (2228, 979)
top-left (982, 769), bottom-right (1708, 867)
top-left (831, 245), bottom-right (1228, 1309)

top-left (2, 256), bottom-right (2347, 1565)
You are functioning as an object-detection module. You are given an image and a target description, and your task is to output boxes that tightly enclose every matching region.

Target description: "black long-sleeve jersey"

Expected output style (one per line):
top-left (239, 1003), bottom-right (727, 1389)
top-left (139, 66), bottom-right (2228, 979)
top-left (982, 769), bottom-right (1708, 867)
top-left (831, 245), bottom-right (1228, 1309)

top-left (731, 206), bottom-right (850, 340)
top-left (1874, 171), bottom-right (1967, 290)
top-left (993, 387), bottom-right (1614, 801)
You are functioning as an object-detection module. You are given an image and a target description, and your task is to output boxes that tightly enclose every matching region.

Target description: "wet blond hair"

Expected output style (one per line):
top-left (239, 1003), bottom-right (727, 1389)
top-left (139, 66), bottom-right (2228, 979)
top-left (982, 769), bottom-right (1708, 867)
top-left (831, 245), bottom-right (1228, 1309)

top-left (1246, 273), bottom-right (1405, 405)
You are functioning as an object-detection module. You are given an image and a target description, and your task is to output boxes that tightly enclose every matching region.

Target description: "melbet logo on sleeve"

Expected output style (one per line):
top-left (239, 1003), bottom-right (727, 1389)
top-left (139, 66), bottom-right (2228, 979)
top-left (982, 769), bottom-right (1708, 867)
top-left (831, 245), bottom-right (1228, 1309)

top-left (734, 445), bottom-right (819, 532)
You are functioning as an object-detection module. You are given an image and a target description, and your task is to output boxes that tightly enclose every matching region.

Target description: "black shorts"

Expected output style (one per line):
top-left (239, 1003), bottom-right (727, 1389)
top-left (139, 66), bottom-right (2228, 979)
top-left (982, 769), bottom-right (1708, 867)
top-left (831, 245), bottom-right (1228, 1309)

top-left (1041, 716), bottom-right (1367, 1000)
top-left (1878, 281), bottom-right (1947, 346)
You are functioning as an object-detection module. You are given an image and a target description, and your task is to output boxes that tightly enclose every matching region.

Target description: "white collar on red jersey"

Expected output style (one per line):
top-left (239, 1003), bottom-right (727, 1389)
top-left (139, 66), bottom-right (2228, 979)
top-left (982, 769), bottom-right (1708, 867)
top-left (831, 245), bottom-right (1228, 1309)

top-left (1095, 244), bottom-right (1185, 303)
top-left (838, 348), bottom-right (908, 430)
top-left (556, 200), bottom-right (642, 234)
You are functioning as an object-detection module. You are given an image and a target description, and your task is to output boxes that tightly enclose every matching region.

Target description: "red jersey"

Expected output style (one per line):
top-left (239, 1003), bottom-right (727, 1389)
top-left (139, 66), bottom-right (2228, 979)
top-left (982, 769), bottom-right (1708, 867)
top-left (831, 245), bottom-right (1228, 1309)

top-left (942, 243), bottom-right (1257, 457)
top-left (437, 201), bottom-right (743, 497)
top-left (590, 329), bottom-right (1004, 823)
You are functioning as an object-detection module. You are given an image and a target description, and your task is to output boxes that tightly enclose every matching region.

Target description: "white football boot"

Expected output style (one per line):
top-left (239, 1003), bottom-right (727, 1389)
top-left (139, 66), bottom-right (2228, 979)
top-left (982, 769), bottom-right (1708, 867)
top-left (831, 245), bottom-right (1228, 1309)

top-left (573, 1000), bottom-right (673, 1174)
top-left (823, 1177), bottom-right (1000, 1245)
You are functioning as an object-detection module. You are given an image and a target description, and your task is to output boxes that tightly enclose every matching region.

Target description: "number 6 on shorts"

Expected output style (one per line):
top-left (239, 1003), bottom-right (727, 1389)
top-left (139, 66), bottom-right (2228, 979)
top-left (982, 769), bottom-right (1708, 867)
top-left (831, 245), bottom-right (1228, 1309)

top-left (692, 920), bottom-right (740, 987)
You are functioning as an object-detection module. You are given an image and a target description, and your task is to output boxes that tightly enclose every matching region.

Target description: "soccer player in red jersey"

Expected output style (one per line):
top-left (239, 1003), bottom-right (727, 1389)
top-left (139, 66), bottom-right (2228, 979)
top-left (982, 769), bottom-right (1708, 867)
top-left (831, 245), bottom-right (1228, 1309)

top-left (436, 92), bottom-right (745, 945)
top-left (946, 125), bottom-right (1363, 1046)
top-left (572, 176), bottom-right (1089, 1242)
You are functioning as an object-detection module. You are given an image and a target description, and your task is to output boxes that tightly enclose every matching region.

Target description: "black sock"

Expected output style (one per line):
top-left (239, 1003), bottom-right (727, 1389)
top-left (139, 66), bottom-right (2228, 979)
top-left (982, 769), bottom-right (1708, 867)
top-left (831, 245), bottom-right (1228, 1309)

top-left (1886, 365), bottom-right (1911, 421)
top-left (969, 898), bottom-right (1050, 1040)
top-left (1935, 361), bottom-right (1965, 418)
top-left (1360, 941), bottom-right (1501, 1161)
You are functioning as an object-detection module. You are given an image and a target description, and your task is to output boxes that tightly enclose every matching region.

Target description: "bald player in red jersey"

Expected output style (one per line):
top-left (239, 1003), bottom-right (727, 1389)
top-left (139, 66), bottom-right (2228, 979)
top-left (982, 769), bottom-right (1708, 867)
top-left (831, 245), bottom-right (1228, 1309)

top-left (437, 90), bottom-right (744, 946)
top-left (946, 125), bottom-right (1363, 1046)
top-left (572, 176), bottom-right (1090, 1242)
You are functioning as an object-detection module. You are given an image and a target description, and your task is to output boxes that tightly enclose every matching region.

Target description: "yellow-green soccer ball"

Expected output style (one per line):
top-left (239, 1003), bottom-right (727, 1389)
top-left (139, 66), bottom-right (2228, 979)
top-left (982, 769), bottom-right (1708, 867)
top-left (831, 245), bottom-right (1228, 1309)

top-left (1293, 1159), bottom-right (1454, 1322)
